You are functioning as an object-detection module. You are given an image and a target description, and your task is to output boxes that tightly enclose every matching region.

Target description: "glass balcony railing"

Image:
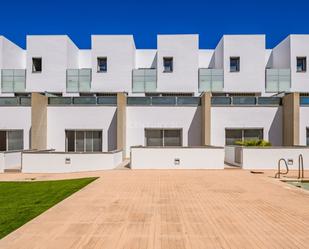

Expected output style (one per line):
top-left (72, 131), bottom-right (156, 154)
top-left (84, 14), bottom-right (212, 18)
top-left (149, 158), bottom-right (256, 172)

top-left (211, 96), bottom-right (282, 106)
top-left (132, 69), bottom-right (157, 93)
top-left (0, 97), bottom-right (31, 106)
top-left (266, 69), bottom-right (291, 93)
top-left (1, 69), bottom-right (26, 93)
top-left (66, 69), bottom-right (91, 93)
top-left (127, 96), bottom-right (200, 106)
top-left (300, 96), bottom-right (309, 106)
top-left (199, 68), bottom-right (224, 92)
top-left (48, 96), bottom-right (117, 106)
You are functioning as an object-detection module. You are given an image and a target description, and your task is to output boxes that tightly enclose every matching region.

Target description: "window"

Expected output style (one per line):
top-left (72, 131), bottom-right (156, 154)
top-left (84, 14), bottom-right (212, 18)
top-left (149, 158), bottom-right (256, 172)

top-left (163, 57), bottom-right (173, 72)
top-left (307, 128), bottom-right (309, 146)
top-left (225, 128), bottom-right (263, 145)
top-left (145, 129), bottom-right (182, 147)
top-left (32, 58), bottom-right (42, 73)
top-left (297, 57), bottom-right (306, 72)
top-left (0, 130), bottom-right (23, 151)
top-left (230, 57), bottom-right (240, 72)
top-left (65, 130), bottom-right (102, 152)
top-left (97, 57), bottom-right (107, 72)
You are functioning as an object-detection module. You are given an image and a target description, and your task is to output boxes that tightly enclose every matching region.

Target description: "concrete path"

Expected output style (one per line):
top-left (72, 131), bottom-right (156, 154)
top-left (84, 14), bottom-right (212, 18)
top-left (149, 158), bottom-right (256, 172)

top-left (0, 170), bottom-right (309, 249)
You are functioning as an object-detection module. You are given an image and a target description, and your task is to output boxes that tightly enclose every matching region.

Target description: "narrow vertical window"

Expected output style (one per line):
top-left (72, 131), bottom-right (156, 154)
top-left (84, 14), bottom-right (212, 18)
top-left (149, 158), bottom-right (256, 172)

top-left (163, 57), bottom-right (173, 72)
top-left (230, 57), bottom-right (240, 72)
top-left (32, 58), bottom-right (42, 73)
top-left (297, 57), bottom-right (306, 72)
top-left (306, 128), bottom-right (309, 146)
top-left (97, 57), bottom-right (107, 72)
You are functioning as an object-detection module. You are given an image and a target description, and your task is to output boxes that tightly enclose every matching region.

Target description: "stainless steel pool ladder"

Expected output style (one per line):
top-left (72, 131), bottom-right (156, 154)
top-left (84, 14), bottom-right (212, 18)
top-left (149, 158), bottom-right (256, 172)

top-left (275, 158), bottom-right (289, 178)
top-left (298, 154), bottom-right (304, 179)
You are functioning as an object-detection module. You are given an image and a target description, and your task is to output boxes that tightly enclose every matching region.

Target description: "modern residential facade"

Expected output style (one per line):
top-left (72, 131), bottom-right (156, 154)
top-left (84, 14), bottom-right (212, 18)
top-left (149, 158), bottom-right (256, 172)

top-left (0, 34), bottom-right (309, 160)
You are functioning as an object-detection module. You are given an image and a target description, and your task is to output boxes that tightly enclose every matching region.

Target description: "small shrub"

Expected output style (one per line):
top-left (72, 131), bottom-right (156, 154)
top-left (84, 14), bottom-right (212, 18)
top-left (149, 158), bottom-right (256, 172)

top-left (235, 139), bottom-right (272, 147)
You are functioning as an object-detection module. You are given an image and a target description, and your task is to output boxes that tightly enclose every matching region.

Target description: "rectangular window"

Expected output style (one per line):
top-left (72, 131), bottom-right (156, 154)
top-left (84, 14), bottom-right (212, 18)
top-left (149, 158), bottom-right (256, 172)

top-left (163, 57), bottom-right (173, 72)
top-left (225, 128), bottom-right (263, 145)
top-left (65, 130), bottom-right (102, 152)
top-left (230, 57), bottom-right (240, 72)
top-left (97, 57), bottom-right (107, 72)
top-left (307, 128), bottom-right (309, 146)
top-left (32, 58), bottom-right (42, 73)
top-left (297, 57), bottom-right (306, 72)
top-left (145, 129), bottom-right (182, 147)
top-left (0, 130), bottom-right (23, 151)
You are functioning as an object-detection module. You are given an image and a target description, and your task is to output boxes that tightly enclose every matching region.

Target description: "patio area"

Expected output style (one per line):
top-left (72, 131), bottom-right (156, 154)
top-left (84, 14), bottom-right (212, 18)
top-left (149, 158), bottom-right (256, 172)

top-left (0, 169), bottom-right (308, 249)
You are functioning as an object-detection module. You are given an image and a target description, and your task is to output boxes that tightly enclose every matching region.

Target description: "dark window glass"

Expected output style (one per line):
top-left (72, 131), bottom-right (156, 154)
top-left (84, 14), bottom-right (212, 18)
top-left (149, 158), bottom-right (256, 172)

top-left (97, 57), bottom-right (107, 72)
top-left (32, 58), bottom-right (42, 73)
top-left (66, 131), bottom-right (75, 152)
top-left (225, 129), bottom-right (242, 145)
top-left (307, 128), bottom-right (309, 146)
top-left (7, 130), bottom-right (23, 151)
top-left (164, 130), bottom-right (182, 146)
top-left (145, 129), bottom-right (163, 146)
top-left (65, 130), bottom-right (102, 152)
top-left (230, 57), bottom-right (240, 72)
top-left (0, 131), bottom-right (6, 151)
top-left (163, 57), bottom-right (173, 72)
top-left (297, 57), bottom-right (306, 72)
top-left (244, 129), bottom-right (263, 141)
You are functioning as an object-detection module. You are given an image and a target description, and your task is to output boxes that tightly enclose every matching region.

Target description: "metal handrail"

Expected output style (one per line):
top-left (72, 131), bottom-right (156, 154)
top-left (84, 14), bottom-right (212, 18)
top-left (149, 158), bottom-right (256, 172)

top-left (298, 154), bottom-right (304, 179)
top-left (275, 158), bottom-right (289, 178)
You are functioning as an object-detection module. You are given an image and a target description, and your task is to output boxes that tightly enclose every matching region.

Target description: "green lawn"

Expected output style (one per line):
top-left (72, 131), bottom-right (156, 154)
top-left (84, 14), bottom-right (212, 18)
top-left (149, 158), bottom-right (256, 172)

top-left (0, 177), bottom-right (97, 239)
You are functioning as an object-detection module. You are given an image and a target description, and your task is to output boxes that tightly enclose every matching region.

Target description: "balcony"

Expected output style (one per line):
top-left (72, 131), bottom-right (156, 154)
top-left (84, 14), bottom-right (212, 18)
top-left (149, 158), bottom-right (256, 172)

top-left (66, 69), bottom-right (91, 93)
top-left (1, 69), bottom-right (26, 93)
top-left (132, 69), bottom-right (157, 93)
top-left (199, 69), bottom-right (224, 92)
top-left (266, 69), bottom-right (290, 93)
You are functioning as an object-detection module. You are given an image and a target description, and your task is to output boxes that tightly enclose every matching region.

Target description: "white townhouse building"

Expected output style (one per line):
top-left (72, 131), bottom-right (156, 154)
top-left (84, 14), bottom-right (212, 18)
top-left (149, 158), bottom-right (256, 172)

top-left (0, 34), bottom-right (309, 161)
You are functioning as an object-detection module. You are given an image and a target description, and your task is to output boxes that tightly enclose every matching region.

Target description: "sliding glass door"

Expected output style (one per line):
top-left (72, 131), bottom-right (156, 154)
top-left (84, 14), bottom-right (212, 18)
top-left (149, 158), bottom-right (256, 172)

top-left (65, 130), bottom-right (102, 152)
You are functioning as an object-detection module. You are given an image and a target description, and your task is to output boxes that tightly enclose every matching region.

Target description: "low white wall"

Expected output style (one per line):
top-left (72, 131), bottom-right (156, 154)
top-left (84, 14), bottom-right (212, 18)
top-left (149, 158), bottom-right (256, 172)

top-left (0, 151), bottom-right (22, 172)
top-left (131, 147), bottom-right (224, 169)
top-left (239, 147), bottom-right (309, 170)
top-left (225, 146), bottom-right (237, 165)
top-left (22, 150), bottom-right (123, 173)
top-left (0, 153), bottom-right (4, 173)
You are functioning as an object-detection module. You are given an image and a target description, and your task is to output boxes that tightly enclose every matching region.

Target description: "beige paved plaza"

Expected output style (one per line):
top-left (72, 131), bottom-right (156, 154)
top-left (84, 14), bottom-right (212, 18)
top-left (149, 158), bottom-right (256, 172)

top-left (0, 169), bottom-right (309, 249)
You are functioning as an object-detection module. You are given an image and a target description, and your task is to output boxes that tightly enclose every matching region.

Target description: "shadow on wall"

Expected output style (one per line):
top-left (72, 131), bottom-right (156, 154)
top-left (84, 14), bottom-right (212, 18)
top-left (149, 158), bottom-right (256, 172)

top-left (268, 108), bottom-right (282, 146)
top-left (188, 107), bottom-right (202, 146)
top-left (108, 111), bottom-right (117, 151)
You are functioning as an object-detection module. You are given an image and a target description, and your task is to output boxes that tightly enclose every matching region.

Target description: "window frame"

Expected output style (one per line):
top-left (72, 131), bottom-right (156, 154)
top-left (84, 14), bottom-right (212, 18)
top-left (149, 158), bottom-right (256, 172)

top-left (163, 57), bottom-right (173, 73)
top-left (0, 130), bottom-right (24, 151)
top-left (296, 57), bottom-right (307, 72)
top-left (32, 57), bottom-right (42, 73)
top-left (144, 128), bottom-right (182, 147)
top-left (230, 57), bottom-right (240, 72)
top-left (97, 57), bottom-right (107, 73)
top-left (225, 128), bottom-right (264, 145)
top-left (65, 130), bottom-right (103, 152)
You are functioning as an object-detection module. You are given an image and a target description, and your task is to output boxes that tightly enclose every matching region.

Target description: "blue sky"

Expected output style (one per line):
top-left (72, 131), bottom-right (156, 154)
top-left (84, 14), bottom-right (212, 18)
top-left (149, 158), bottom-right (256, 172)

top-left (1, 0), bottom-right (309, 49)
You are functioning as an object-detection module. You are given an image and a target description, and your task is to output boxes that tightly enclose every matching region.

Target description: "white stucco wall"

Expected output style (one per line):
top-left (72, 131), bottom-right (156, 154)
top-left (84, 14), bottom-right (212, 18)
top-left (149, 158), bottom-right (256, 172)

top-left (131, 147), bottom-right (224, 169)
top-left (22, 150), bottom-right (123, 173)
top-left (271, 36), bottom-right (291, 69)
top-left (290, 35), bottom-right (309, 92)
top-left (126, 106), bottom-right (201, 156)
top-left (198, 50), bottom-right (215, 68)
top-left (47, 106), bottom-right (117, 152)
top-left (222, 35), bottom-right (266, 93)
top-left (300, 107), bottom-right (309, 146)
top-left (26, 35), bottom-right (79, 93)
top-left (0, 107), bottom-right (31, 150)
top-left (157, 35), bottom-right (199, 95)
top-left (241, 147), bottom-right (309, 170)
top-left (135, 50), bottom-right (157, 68)
top-left (0, 36), bottom-right (26, 95)
top-left (211, 107), bottom-right (283, 146)
top-left (91, 35), bottom-right (135, 93)
top-left (79, 50), bottom-right (92, 68)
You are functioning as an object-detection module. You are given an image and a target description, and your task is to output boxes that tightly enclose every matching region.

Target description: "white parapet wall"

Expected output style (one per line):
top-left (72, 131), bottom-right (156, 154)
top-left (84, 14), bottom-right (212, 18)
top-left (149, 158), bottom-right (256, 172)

top-left (22, 150), bottom-right (123, 173)
top-left (0, 151), bottom-right (22, 172)
top-left (225, 146), bottom-right (309, 170)
top-left (130, 146), bottom-right (224, 169)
